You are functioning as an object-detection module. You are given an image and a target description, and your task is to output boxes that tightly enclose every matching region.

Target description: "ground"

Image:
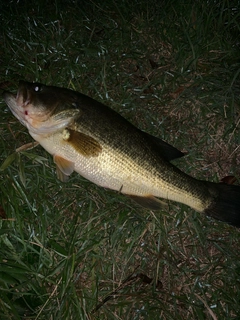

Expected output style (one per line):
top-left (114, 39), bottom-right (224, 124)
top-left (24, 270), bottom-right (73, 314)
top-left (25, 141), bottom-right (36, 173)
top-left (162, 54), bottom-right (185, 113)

top-left (0, 1), bottom-right (240, 319)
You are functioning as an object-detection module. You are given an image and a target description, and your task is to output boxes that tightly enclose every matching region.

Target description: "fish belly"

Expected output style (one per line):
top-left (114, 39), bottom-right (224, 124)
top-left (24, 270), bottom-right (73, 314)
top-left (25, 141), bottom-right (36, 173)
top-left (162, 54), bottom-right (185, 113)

top-left (34, 132), bottom-right (207, 212)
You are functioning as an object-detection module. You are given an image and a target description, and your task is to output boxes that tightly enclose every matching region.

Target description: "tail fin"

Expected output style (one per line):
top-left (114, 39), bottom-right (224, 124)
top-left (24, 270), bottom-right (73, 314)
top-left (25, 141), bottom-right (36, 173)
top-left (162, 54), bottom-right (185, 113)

top-left (204, 183), bottom-right (240, 228)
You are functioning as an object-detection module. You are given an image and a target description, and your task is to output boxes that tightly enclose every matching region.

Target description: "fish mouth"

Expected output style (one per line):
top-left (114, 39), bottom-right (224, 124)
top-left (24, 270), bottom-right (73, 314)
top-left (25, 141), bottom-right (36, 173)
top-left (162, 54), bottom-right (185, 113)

top-left (3, 81), bottom-right (50, 131)
top-left (3, 81), bottom-right (80, 135)
top-left (3, 90), bottom-right (27, 127)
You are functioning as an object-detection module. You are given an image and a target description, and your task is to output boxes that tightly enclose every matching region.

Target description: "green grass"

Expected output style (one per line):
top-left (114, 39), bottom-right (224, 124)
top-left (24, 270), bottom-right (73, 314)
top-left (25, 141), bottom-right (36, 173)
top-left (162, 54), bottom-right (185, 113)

top-left (0, 0), bottom-right (240, 319)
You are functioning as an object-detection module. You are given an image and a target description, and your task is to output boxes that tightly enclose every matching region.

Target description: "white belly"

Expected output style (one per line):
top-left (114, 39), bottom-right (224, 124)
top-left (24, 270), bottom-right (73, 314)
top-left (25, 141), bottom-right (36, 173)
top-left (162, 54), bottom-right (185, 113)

top-left (31, 131), bottom-right (161, 196)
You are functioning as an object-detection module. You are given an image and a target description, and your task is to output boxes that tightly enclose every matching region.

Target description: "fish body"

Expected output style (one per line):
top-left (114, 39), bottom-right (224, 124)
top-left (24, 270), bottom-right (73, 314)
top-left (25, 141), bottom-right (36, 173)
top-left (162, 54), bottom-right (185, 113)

top-left (3, 81), bottom-right (240, 227)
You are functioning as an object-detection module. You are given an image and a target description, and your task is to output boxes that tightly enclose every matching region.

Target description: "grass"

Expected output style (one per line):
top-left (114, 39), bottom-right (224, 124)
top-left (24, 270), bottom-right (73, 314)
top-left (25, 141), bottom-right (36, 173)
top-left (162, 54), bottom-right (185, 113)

top-left (0, 0), bottom-right (240, 319)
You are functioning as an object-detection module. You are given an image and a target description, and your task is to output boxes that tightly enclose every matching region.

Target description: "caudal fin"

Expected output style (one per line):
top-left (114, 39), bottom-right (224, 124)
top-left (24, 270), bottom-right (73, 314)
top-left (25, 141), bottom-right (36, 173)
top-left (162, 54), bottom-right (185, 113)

top-left (204, 183), bottom-right (240, 228)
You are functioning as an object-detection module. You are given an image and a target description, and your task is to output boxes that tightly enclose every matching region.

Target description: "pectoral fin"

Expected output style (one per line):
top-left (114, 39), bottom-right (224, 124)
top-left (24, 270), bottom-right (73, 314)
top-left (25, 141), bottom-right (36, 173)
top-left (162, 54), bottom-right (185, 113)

top-left (62, 128), bottom-right (102, 157)
top-left (53, 154), bottom-right (75, 182)
top-left (128, 194), bottom-right (167, 210)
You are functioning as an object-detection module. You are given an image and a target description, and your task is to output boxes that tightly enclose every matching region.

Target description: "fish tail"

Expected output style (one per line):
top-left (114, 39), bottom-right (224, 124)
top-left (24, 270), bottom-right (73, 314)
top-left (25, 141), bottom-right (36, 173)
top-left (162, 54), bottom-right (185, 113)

top-left (204, 183), bottom-right (240, 228)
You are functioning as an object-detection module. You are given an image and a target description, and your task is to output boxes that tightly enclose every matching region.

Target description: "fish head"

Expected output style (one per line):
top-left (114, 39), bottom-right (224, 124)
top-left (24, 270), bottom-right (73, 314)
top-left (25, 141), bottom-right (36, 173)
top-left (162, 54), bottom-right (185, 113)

top-left (3, 81), bottom-right (80, 136)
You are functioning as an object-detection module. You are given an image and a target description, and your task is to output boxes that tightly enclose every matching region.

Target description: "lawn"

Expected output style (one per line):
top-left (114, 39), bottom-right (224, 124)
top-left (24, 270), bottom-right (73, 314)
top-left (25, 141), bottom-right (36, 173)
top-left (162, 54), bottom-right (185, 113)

top-left (0, 0), bottom-right (240, 319)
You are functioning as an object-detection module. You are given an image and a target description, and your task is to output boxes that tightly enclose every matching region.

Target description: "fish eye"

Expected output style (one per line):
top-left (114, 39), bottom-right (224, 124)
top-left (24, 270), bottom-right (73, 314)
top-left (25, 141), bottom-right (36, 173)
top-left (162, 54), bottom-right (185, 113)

top-left (34, 85), bottom-right (41, 92)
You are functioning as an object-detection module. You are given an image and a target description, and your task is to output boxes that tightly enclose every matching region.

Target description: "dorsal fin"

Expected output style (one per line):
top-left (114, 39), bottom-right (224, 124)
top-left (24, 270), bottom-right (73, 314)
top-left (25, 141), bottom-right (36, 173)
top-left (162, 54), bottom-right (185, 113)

top-left (142, 131), bottom-right (186, 161)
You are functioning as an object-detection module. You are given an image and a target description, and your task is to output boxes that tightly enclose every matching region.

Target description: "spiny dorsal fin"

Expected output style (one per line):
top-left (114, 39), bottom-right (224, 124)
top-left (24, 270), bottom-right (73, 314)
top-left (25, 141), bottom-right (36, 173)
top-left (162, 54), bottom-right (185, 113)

top-left (62, 128), bottom-right (102, 157)
top-left (142, 131), bottom-right (185, 161)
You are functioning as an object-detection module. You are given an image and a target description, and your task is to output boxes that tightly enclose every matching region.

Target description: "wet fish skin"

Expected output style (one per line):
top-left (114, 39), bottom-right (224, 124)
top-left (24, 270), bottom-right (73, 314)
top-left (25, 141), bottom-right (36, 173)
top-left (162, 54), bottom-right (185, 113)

top-left (3, 81), bottom-right (240, 228)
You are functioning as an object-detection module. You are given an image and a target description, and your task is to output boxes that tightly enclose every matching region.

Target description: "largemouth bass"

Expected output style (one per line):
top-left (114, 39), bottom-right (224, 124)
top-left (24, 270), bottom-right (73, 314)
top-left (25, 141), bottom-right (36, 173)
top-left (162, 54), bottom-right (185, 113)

top-left (3, 81), bottom-right (240, 227)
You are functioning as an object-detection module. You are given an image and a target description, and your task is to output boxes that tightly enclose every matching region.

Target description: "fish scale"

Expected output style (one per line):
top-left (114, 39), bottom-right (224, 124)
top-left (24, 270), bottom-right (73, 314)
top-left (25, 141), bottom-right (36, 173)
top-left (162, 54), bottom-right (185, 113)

top-left (3, 81), bottom-right (240, 228)
top-left (38, 124), bottom-right (210, 212)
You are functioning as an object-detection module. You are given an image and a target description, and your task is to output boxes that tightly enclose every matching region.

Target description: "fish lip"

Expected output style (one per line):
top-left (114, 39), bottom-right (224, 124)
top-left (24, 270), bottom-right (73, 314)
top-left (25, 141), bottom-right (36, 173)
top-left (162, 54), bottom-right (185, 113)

top-left (2, 91), bottom-right (17, 107)
top-left (2, 90), bottom-right (14, 101)
top-left (3, 90), bottom-right (27, 127)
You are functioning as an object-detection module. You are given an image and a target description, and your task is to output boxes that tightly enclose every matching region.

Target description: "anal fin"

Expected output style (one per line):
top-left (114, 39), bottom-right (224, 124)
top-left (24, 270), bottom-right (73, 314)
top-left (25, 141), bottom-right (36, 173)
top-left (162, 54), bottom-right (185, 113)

top-left (128, 194), bottom-right (167, 210)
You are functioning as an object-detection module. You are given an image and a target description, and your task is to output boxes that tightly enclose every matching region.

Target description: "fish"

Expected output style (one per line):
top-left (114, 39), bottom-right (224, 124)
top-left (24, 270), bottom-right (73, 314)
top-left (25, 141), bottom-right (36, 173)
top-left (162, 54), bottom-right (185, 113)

top-left (3, 81), bottom-right (240, 228)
